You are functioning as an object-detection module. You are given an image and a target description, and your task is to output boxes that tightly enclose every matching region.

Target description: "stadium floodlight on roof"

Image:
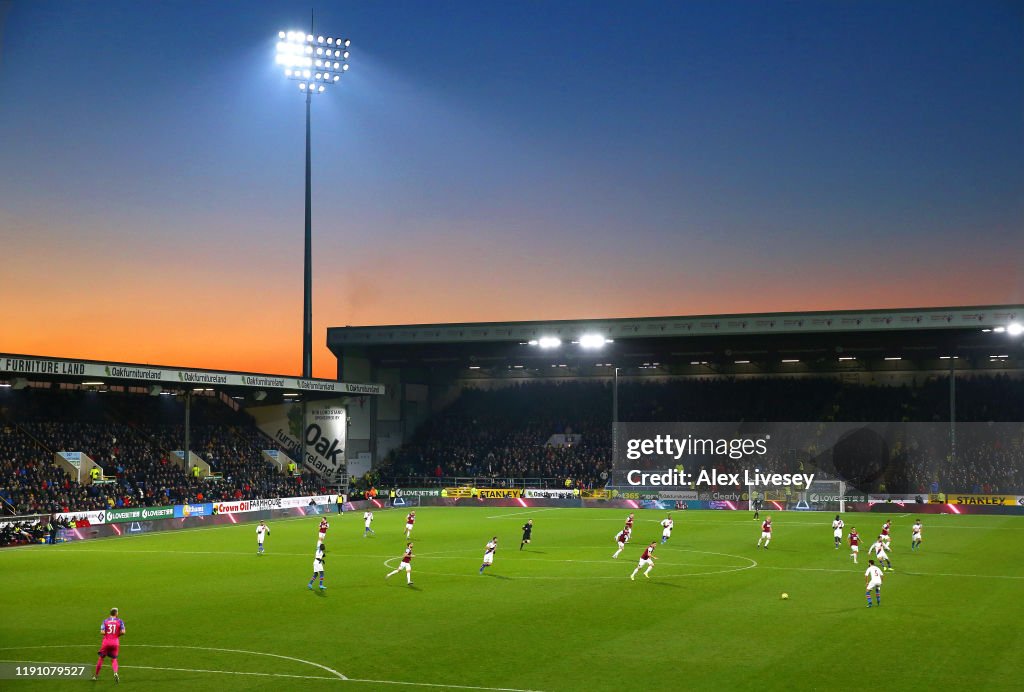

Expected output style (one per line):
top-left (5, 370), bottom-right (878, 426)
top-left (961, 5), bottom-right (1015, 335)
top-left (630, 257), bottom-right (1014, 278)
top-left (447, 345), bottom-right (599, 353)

top-left (1006, 323), bottom-right (1023, 336)
top-left (536, 337), bottom-right (562, 349)
top-left (578, 333), bottom-right (608, 350)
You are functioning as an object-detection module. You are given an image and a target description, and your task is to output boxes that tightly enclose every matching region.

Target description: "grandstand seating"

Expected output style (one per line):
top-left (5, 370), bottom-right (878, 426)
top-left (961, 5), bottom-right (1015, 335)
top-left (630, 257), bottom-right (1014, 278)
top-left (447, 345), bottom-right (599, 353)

top-left (2, 376), bottom-right (1022, 519)
top-left (0, 389), bottom-right (313, 516)
top-left (382, 376), bottom-right (1024, 493)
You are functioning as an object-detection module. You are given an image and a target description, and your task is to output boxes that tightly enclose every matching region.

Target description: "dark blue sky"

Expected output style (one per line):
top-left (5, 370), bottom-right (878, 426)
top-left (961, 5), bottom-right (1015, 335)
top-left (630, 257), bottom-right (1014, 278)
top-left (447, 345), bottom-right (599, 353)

top-left (1, 0), bottom-right (1021, 376)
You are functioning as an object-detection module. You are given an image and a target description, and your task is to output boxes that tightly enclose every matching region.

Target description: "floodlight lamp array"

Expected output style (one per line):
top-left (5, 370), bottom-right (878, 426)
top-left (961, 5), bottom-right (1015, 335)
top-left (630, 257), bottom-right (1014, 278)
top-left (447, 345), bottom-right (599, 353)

top-left (277, 30), bottom-right (351, 93)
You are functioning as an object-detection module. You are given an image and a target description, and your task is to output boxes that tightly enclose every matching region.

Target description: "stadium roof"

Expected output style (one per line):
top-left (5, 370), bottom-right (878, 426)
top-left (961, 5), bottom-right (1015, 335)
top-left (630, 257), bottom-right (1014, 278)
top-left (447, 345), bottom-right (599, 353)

top-left (327, 305), bottom-right (1024, 376)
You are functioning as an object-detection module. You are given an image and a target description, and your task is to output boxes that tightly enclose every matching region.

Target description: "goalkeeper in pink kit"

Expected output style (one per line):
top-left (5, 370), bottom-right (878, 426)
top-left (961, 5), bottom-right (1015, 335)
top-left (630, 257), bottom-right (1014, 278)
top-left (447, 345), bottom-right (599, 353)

top-left (94, 607), bottom-right (125, 682)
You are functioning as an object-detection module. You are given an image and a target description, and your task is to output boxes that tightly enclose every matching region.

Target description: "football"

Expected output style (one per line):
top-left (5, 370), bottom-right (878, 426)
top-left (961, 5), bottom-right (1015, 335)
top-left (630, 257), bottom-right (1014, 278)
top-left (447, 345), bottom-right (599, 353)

top-left (781, 593), bottom-right (789, 600)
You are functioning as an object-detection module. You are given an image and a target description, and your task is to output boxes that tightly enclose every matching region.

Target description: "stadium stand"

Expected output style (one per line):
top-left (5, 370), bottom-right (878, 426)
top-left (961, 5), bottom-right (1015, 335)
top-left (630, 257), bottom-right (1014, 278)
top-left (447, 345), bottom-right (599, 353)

top-left (381, 376), bottom-right (1024, 494)
top-left (0, 388), bottom-right (316, 520)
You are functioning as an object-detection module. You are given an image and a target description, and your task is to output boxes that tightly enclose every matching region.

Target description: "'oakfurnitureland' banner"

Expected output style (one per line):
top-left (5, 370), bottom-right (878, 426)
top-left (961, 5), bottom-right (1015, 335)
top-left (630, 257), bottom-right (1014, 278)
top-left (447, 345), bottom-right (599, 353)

top-left (0, 355), bottom-right (384, 396)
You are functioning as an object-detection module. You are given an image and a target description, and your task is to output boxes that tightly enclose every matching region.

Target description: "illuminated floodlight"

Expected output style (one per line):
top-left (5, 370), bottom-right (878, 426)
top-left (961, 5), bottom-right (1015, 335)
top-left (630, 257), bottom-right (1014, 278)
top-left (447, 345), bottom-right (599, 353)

top-left (537, 337), bottom-right (562, 349)
top-left (993, 326), bottom-right (1006, 333)
top-left (277, 29), bottom-right (350, 95)
top-left (1008, 323), bottom-right (1024, 336)
top-left (578, 333), bottom-right (607, 350)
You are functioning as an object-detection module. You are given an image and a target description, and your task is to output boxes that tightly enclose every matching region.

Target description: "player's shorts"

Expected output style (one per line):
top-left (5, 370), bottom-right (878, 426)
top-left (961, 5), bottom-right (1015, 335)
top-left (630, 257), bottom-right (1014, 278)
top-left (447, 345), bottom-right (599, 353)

top-left (867, 579), bottom-right (882, 590)
top-left (483, 553), bottom-right (494, 565)
top-left (761, 532), bottom-right (771, 539)
top-left (318, 531), bottom-right (327, 539)
top-left (364, 523), bottom-right (372, 529)
top-left (833, 529), bottom-right (842, 538)
top-left (98, 642), bottom-right (119, 658)
top-left (405, 523), bottom-right (414, 532)
top-left (851, 545), bottom-right (859, 553)
top-left (637, 558), bottom-right (654, 568)
top-left (875, 551), bottom-right (888, 561)
top-left (313, 560), bottom-right (324, 572)
top-left (913, 533), bottom-right (921, 541)
top-left (617, 541), bottom-right (626, 549)
top-left (398, 561), bottom-right (411, 571)
top-left (662, 529), bottom-right (671, 537)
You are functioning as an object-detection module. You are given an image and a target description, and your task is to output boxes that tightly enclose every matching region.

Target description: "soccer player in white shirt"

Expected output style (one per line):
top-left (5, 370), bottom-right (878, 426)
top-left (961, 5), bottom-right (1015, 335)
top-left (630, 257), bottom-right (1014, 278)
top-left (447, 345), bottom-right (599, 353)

top-left (832, 515), bottom-right (844, 549)
top-left (256, 521), bottom-right (270, 555)
top-left (865, 559), bottom-right (884, 607)
top-left (868, 536), bottom-right (893, 571)
top-left (911, 520), bottom-right (923, 551)
top-left (385, 543), bottom-right (415, 586)
top-left (308, 543), bottom-right (326, 590)
top-left (479, 537), bottom-right (498, 574)
top-left (363, 511), bottom-right (376, 537)
top-left (660, 515), bottom-right (674, 544)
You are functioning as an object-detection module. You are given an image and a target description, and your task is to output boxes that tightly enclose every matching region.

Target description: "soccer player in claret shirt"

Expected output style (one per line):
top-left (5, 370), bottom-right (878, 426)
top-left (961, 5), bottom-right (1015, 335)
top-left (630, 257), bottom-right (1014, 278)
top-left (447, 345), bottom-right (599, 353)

top-left (93, 607), bottom-right (125, 682)
top-left (405, 511), bottom-right (416, 539)
top-left (624, 513), bottom-right (635, 531)
top-left (612, 526), bottom-right (631, 558)
top-left (318, 517), bottom-right (329, 544)
top-left (256, 520), bottom-right (270, 555)
top-left (911, 520), bottom-right (923, 551)
top-left (832, 515), bottom-right (845, 549)
top-left (630, 542), bottom-right (657, 580)
top-left (386, 543), bottom-right (415, 586)
top-left (881, 520), bottom-right (892, 547)
top-left (757, 516), bottom-right (772, 548)
top-left (520, 519), bottom-right (533, 550)
top-left (479, 537), bottom-right (498, 574)
top-left (849, 528), bottom-right (861, 563)
top-left (865, 559), bottom-right (884, 607)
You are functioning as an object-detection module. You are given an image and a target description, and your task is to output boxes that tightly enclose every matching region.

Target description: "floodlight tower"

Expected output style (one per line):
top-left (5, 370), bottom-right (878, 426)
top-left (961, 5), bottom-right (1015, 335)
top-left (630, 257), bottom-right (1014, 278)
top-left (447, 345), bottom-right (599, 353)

top-left (275, 28), bottom-right (351, 380)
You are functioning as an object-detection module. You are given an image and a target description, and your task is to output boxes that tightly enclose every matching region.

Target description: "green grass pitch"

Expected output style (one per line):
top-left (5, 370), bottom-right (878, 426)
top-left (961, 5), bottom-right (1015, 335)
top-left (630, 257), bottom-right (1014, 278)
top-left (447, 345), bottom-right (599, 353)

top-left (1, 507), bottom-right (1022, 691)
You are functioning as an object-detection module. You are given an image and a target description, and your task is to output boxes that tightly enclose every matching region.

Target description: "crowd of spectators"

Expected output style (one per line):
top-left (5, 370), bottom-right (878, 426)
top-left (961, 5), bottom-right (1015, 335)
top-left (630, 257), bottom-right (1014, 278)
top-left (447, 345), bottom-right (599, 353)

top-left (0, 388), bottom-right (318, 516)
top-left (382, 376), bottom-right (1024, 493)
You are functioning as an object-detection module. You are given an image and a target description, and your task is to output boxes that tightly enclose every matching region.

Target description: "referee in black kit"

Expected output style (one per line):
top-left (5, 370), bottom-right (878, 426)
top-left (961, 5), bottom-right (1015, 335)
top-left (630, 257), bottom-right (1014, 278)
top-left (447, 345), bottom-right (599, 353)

top-left (520, 519), bottom-right (533, 550)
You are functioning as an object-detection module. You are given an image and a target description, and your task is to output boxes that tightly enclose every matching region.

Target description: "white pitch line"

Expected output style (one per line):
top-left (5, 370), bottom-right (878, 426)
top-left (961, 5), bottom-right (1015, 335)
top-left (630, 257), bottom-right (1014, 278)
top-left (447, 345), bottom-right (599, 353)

top-left (757, 565), bottom-right (1024, 580)
top-left (486, 507), bottom-right (562, 519)
top-left (0, 646), bottom-right (547, 692)
top-left (0, 659), bottom-right (336, 681)
top-left (344, 677), bottom-right (545, 691)
top-left (0, 644), bottom-right (347, 680)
